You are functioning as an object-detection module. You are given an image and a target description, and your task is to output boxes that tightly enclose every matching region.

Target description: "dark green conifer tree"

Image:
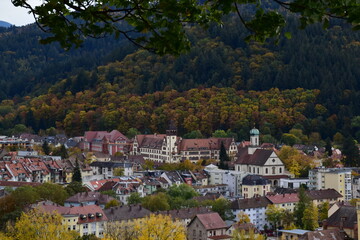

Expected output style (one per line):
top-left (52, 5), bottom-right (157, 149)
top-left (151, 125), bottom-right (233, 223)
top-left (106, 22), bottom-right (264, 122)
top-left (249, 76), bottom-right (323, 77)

top-left (294, 186), bottom-right (311, 228)
top-left (219, 142), bottom-right (230, 170)
top-left (72, 159), bottom-right (82, 183)
top-left (42, 141), bottom-right (50, 155)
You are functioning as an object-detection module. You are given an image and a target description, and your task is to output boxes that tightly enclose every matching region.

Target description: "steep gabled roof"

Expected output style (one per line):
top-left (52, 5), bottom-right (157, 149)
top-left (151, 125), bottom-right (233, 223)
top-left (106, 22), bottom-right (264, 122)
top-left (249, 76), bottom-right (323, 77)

top-left (194, 212), bottom-right (227, 230)
top-left (136, 134), bottom-right (166, 149)
top-left (326, 205), bottom-right (357, 229)
top-left (85, 130), bottom-right (128, 143)
top-left (235, 148), bottom-right (274, 166)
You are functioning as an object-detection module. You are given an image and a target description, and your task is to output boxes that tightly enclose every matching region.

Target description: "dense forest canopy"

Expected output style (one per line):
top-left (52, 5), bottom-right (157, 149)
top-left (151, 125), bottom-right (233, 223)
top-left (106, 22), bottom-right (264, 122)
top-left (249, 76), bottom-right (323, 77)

top-left (0, 16), bottom-right (360, 144)
top-left (12, 0), bottom-right (360, 55)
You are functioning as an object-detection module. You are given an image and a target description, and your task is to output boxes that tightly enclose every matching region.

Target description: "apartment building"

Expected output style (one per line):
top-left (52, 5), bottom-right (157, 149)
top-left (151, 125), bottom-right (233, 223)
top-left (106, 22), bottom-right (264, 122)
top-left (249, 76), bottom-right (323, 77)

top-left (308, 168), bottom-right (352, 201)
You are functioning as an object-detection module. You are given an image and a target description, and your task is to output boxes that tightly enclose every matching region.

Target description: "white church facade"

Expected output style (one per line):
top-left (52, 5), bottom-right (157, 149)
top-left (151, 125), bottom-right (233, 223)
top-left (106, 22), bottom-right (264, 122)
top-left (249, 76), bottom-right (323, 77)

top-left (234, 128), bottom-right (288, 186)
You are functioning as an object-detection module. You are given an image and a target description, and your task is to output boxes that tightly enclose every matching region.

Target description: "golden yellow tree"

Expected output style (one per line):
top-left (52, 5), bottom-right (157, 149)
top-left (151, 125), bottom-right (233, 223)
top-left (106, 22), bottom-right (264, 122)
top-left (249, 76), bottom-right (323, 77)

top-left (237, 211), bottom-right (251, 224)
top-left (5, 209), bottom-right (78, 240)
top-left (232, 229), bottom-right (265, 240)
top-left (136, 214), bottom-right (186, 240)
top-left (103, 221), bottom-right (139, 240)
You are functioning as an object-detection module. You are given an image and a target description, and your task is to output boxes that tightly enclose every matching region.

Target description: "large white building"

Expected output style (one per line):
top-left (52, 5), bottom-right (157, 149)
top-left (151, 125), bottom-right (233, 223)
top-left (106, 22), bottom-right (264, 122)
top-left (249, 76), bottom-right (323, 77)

top-left (132, 127), bottom-right (238, 163)
top-left (234, 128), bottom-right (288, 186)
top-left (231, 196), bottom-right (272, 230)
top-left (204, 164), bottom-right (247, 197)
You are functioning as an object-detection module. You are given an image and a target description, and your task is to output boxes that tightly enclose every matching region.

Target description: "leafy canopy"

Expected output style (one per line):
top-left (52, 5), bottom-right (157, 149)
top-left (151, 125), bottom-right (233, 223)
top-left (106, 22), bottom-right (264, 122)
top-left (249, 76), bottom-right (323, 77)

top-left (12, 0), bottom-right (360, 55)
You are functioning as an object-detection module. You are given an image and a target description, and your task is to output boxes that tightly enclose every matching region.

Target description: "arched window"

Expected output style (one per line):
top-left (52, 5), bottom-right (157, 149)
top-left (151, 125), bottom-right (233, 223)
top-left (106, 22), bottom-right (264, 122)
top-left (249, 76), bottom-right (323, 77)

top-left (265, 168), bottom-right (268, 174)
top-left (272, 167), bottom-right (275, 174)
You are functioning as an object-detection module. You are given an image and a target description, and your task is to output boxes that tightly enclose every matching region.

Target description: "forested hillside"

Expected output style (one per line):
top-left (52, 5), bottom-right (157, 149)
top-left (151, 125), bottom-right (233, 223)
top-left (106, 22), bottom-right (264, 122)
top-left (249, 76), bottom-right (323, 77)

top-left (1, 16), bottom-right (360, 143)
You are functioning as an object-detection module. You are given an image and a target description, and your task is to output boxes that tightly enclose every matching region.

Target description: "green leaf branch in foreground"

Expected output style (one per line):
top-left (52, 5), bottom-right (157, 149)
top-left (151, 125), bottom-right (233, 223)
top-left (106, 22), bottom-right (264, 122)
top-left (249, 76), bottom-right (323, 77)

top-left (9, 0), bottom-right (360, 55)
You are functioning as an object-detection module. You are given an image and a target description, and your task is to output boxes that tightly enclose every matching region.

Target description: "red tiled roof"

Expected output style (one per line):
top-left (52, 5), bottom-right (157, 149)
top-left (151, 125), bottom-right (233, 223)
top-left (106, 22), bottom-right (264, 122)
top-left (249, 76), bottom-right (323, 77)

top-left (36, 202), bottom-right (107, 223)
top-left (179, 138), bottom-right (233, 151)
top-left (235, 148), bottom-right (274, 166)
top-left (85, 130), bottom-right (128, 143)
top-left (196, 212), bottom-right (227, 230)
top-left (266, 193), bottom-right (299, 204)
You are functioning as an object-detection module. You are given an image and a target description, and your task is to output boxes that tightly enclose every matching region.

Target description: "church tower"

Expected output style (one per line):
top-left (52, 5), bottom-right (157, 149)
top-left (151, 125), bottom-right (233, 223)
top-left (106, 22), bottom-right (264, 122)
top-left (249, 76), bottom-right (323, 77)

top-left (248, 127), bottom-right (260, 154)
top-left (166, 120), bottom-right (178, 163)
top-left (250, 127), bottom-right (260, 147)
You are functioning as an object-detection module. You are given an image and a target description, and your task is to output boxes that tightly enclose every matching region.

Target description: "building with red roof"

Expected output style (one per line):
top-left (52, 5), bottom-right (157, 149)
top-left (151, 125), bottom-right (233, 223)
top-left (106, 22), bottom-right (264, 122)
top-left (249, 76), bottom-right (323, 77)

top-left (234, 128), bottom-right (288, 187)
top-left (33, 201), bottom-right (107, 238)
top-left (132, 126), bottom-right (237, 164)
top-left (82, 130), bottom-right (129, 155)
top-left (187, 212), bottom-right (231, 240)
top-left (266, 193), bottom-right (299, 212)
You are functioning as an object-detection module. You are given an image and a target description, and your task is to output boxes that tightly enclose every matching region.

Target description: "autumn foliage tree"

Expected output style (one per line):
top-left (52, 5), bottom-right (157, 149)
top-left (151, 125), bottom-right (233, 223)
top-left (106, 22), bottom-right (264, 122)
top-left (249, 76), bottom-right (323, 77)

top-left (136, 214), bottom-right (186, 240)
top-left (1, 209), bottom-right (78, 240)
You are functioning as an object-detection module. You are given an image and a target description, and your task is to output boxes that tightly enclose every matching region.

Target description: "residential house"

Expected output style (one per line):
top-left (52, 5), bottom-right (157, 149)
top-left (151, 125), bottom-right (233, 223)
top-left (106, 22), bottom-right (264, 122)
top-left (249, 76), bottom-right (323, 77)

top-left (103, 204), bottom-right (152, 223)
top-left (0, 135), bottom-right (32, 149)
top-left (299, 229), bottom-right (346, 240)
top-left (306, 189), bottom-right (343, 206)
top-left (193, 184), bottom-right (229, 196)
top-left (308, 168), bottom-right (352, 201)
top-left (278, 229), bottom-right (310, 240)
top-left (234, 128), bottom-right (288, 187)
top-left (34, 201), bottom-right (107, 238)
top-left (97, 180), bottom-right (145, 204)
top-left (242, 175), bottom-right (271, 198)
top-left (204, 164), bottom-right (247, 197)
top-left (230, 196), bottom-right (272, 230)
top-left (89, 161), bottom-right (133, 180)
top-left (160, 171), bottom-right (184, 185)
top-left (191, 170), bottom-right (209, 186)
top-left (158, 207), bottom-right (213, 226)
top-left (64, 192), bottom-right (116, 209)
top-left (266, 193), bottom-right (299, 212)
top-left (187, 212), bottom-right (231, 240)
top-left (325, 205), bottom-right (358, 239)
top-left (328, 201), bottom-right (353, 217)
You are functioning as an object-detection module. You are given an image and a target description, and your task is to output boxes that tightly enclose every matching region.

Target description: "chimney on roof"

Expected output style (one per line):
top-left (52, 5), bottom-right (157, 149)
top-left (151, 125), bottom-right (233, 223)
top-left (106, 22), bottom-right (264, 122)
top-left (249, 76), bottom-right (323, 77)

top-left (129, 206), bottom-right (132, 211)
top-left (139, 205), bottom-right (142, 210)
top-left (322, 220), bottom-right (328, 230)
top-left (340, 217), bottom-right (346, 230)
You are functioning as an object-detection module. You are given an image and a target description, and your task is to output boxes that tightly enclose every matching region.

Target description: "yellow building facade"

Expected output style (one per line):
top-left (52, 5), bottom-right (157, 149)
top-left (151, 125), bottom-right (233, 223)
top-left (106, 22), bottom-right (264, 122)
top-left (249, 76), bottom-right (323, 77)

top-left (309, 168), bottom-right (351, 201)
